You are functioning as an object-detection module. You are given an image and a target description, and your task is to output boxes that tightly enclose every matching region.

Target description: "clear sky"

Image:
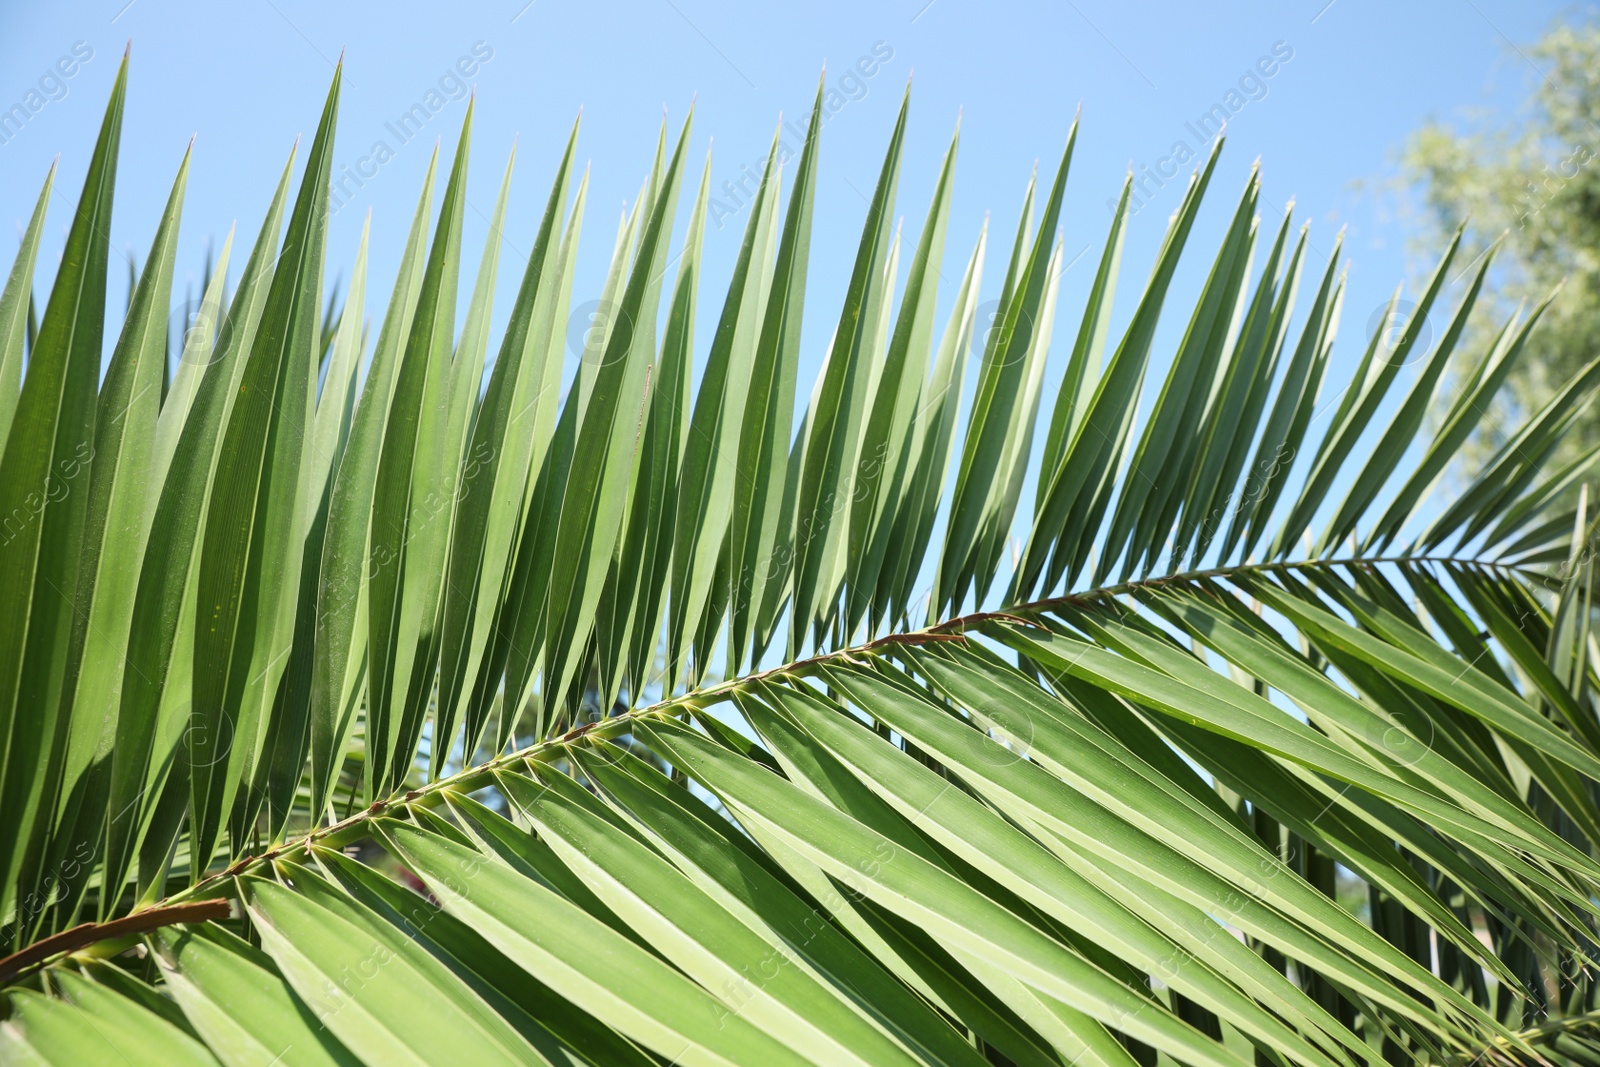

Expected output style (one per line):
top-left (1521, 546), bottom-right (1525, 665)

top-left (0, 0), bottom-right (1579, 533)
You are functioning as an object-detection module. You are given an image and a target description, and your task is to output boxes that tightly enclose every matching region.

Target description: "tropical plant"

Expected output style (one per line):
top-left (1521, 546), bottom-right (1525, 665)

top-left (1, 52), bottom-right (1598, 1067)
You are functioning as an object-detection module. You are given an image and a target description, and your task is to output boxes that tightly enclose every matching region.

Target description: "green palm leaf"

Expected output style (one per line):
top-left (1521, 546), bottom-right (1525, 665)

top-left (4, 59), bottom-right (1600, 1067)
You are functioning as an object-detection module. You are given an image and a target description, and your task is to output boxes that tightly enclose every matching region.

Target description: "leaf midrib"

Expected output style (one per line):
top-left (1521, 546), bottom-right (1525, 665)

top-left (4, 549), bottom-right (1538, 982)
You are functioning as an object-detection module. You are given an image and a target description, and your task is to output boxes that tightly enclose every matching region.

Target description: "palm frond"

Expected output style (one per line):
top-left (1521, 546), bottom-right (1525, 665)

top-left (1, 57), bottom-right (1598, 1067)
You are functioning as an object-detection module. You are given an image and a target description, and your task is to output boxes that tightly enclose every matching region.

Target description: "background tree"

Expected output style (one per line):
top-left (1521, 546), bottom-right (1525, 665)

top-left (1401, 18), bottom-right (1600, 473)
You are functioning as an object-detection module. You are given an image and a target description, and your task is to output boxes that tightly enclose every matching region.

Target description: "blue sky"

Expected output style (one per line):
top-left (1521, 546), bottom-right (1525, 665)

top-left (0, 0), bottom-right (1580, 569)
